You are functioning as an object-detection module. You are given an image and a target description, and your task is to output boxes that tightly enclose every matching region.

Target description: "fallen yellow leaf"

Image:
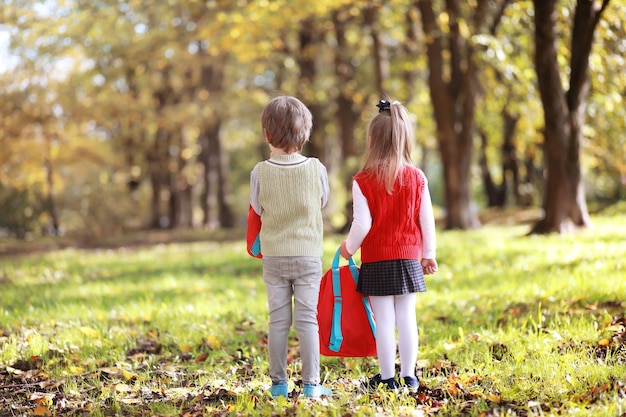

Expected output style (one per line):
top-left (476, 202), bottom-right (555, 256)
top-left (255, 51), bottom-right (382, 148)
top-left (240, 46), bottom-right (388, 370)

top-left (79, 327), bottom-right (99, 338)
top-left (469, 390), bottom-right (484, 398)
top-left (122, 369), bottom-right (138, 381)
top-left (69, 366), bottom-right (85, 374)
top-left (100, 367), bottom-right (120, 376)
top-left (446, 384), bottom-right (459, 396)
top-left (31, 406), bottom-right (52, 416)
top-left (487, 392), bottom-right (501, 402)
top-left (206, 335), bottom-right (221, 349)
top-left (115, 383), bottom-right (132, 393)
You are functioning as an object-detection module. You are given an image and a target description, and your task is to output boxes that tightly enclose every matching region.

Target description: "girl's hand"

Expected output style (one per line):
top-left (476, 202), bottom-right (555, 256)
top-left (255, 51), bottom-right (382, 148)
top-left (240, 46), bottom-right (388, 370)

top-left (339, 240), bottom-right (352, 260)
top-left (421, 258), bottom-right (438, 275)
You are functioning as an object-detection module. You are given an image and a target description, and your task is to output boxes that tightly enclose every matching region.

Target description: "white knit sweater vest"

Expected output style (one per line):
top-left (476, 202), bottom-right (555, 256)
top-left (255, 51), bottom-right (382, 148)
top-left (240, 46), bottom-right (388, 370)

top-left (258, 155), bottom-right (323, 257)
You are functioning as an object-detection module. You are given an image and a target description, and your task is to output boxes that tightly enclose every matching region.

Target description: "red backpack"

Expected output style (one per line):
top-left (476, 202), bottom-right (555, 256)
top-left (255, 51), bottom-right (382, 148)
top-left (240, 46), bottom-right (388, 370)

top-left (317, 248), bottom-right (377, 357)
top-left (246, 205), bottom-right (262, 258)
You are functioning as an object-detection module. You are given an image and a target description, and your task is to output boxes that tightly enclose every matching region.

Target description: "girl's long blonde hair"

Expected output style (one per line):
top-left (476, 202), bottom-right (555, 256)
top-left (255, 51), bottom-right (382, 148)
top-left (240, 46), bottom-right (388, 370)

top-left (362, 100), bottom-right (414, 193)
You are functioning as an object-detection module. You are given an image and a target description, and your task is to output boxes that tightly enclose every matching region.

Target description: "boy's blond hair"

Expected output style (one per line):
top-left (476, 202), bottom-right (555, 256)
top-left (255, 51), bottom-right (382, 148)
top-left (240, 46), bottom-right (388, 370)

top-left (362, 100), bottom-right (414, 193)
top-left (261, 96), bottom-right (313, 153)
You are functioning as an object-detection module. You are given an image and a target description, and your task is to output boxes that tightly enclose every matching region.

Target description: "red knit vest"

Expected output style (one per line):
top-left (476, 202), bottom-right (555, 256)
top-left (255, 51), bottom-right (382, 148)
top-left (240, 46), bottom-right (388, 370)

top-left (354, 165), bottom-right (425, 263)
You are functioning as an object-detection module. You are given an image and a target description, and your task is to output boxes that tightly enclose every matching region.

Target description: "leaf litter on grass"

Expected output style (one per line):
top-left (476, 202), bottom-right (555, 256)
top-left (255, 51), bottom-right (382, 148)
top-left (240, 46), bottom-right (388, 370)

top-left (1, 325), bottom-right (624, 416)
top-left (0, 348), bottom-right (244, 416)
top-left (0, 327), bottom-right (459, 416)
top-left (2, 214), bottom-right (626, 416)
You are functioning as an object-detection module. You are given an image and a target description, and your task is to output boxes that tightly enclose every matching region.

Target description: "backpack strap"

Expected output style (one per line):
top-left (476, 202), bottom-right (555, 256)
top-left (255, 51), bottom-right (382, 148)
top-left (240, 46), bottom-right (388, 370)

top-left (328, 247), bottom-right (375, 352)
top-left (328, 248), bottom-right (345, 352)
top-left (361, 296), bottom-right (377, 338)
top-left (340, 251), bottom-right (377, 338)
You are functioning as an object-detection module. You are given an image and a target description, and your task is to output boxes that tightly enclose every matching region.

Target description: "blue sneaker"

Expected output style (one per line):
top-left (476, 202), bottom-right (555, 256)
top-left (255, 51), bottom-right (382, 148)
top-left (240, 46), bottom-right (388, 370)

top-left (269, 381), bottom-right (289, 398)
top-left (303, 383), bottom-right (332, 398)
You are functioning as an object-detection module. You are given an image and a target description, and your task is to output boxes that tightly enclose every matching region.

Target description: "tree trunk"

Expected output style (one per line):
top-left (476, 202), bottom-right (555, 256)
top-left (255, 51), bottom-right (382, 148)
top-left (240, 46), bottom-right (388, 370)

top-left (501, 111), bottom-right (521, 205)
top-left (333, 8), bottom-right (361, 233)
top-left (197, 53), bottom-right (234, 228)
top-left (198, 120), bottom-right (235, 229)
top-left (530, 0), bottom-right (608, 233)
top-left (148, 159), bottom-right (163, 229)
top-left (199, 123), bottom-right (218, 228)
top-left (198, 129), bottom-right (212, 227)
top-left (180, 130), bottom-right (194, 228)
top-left (168, 129), bottom-right (187, 229)
top-left (44, 133), bottom-right (60, 235)
top-left (416, 0), bottom-right (481, 229)
top-left (479, 109), bottom-right (521, 208)
top-left (363, 5), bottom-right (388, 97)
top-left (297, 18), bottom-right (325, 160)
top-left (479, 131), bottom-right (501, 207)
top-left (402, 7), bottom-right (420, 103)
top-left (151, 66), bottom-right (181, 229)
top-left (148, 127), bottom-right (169, 229)
top-left (214, 129), bottom-right (234, 228)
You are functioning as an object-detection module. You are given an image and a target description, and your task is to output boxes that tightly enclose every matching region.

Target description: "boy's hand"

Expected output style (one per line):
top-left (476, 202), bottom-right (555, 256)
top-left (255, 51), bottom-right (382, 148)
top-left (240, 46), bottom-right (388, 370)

top-left (421, 258), bottom-right (438, 275)
top-left (339, 241), bottom-right (352, 260)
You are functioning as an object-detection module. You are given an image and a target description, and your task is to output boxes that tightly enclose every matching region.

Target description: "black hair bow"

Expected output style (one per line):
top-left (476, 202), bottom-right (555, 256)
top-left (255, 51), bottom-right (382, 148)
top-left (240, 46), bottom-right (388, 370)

top-left (376, 100), bottom-right (390, 113)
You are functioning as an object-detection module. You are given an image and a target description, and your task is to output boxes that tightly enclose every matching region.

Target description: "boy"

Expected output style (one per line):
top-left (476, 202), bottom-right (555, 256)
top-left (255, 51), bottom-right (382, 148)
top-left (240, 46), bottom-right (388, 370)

top-left (249, 96), bottom-right (331, 399)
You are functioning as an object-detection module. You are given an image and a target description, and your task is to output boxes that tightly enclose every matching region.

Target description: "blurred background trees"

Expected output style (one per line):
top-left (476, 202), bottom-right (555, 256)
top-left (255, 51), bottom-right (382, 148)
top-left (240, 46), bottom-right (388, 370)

top-left (1, 0), bottom-right (624, 240)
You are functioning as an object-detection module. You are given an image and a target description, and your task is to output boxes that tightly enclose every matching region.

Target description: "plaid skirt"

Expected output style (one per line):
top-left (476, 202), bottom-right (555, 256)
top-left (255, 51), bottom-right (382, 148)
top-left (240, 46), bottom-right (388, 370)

top-left (356, 259), bottom-right (426, 296)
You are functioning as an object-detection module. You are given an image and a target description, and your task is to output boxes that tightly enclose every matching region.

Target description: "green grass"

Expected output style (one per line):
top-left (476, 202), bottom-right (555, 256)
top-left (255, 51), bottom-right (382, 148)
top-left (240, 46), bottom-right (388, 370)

top-left (1, 211), bottom-right (625, 416)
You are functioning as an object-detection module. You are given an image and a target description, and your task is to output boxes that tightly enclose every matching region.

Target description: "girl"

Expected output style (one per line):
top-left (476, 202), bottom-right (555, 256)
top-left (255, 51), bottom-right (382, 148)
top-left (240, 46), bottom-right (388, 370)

top-left (340, 99), bottom-right (438, 391)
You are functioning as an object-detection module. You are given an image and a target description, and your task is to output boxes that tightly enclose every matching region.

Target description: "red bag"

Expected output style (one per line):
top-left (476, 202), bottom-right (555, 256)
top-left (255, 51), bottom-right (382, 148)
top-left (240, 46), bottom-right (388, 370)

top-left (317, 248), bottom-right (377, 357)
top-left (246, 205), bottom-right (262, 258)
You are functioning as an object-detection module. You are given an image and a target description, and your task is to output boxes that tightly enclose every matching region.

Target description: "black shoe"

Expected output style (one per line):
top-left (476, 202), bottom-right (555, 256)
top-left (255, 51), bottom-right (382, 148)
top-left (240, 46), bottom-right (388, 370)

top-left (367, 373), bottom-right (399, 391)
top-left (401, 376), bottom-right (420, 392)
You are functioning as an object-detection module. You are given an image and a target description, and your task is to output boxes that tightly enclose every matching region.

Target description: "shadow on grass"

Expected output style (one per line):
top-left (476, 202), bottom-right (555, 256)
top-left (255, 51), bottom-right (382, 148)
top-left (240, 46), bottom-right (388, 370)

top-left (0, 227), bottom-right (247, 258)
top-left (0, 251), bottom-right (266, 334)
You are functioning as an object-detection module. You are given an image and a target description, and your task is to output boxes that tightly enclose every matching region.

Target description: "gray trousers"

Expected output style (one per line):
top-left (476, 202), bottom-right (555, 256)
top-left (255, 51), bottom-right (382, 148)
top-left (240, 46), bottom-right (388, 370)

top-left (262, 256), bottom-right (323, 385)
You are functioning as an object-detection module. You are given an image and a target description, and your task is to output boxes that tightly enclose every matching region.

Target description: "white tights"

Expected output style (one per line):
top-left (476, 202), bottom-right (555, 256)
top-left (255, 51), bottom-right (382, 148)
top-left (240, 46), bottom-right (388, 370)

top-left (369, 293), bottom-right (418, 380)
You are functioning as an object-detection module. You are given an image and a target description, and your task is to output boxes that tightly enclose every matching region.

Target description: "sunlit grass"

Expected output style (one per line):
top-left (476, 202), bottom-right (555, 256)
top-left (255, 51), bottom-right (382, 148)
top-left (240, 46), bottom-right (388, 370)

top-left (0, 209), bottom-right (625, 416)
